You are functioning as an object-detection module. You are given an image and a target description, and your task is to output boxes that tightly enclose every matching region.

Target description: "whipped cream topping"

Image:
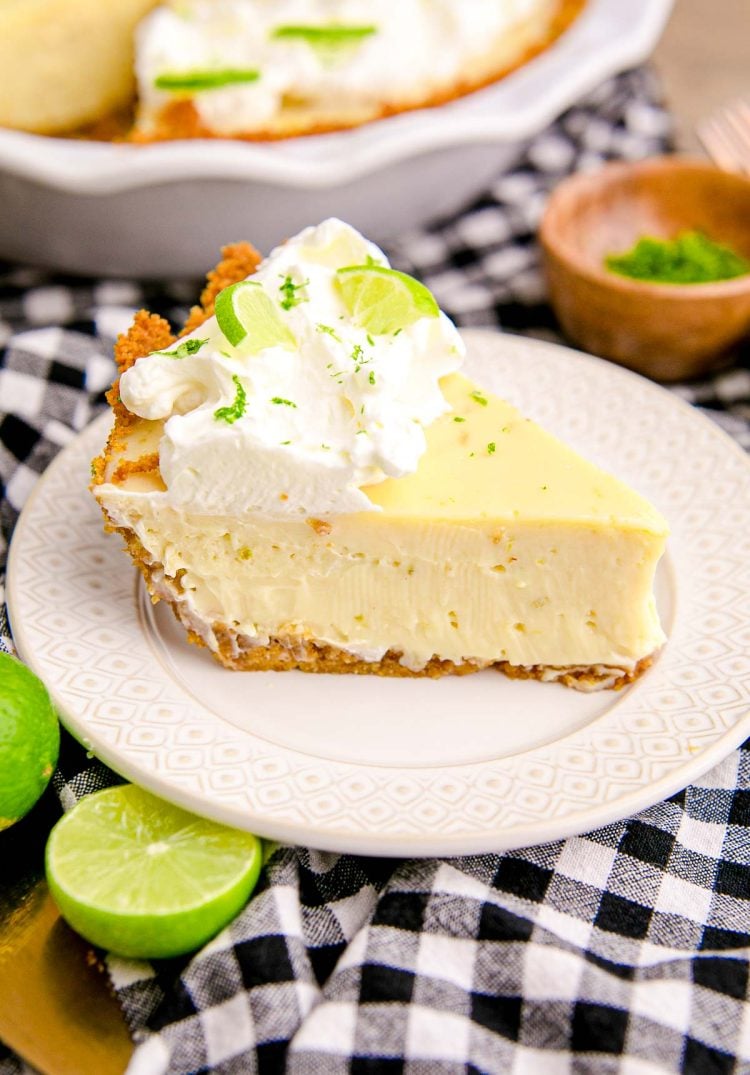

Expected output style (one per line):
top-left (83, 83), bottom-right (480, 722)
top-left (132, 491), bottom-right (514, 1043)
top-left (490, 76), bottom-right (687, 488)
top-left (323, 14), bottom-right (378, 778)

top-left (135, 0), bottom-right (551, 134)
top-left (118, 219), bottom-right (464, 517)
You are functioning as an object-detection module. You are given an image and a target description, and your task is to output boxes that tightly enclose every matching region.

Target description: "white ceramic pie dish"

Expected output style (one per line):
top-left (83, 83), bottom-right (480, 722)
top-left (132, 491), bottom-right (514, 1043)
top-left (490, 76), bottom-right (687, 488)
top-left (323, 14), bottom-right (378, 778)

top-left (0, 0), bottom-right (672, 278)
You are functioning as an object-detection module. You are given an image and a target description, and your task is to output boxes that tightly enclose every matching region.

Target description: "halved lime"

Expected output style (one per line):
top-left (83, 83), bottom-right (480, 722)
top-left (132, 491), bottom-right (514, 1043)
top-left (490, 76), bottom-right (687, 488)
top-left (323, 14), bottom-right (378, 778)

top-left (215, 280), bottom-right (297, 351)
top-left (336, 265), bottom-right (439, 335)
top-left (46, 785), bottom-right (262, 959)
top-left (0, 652), bottom-right (59, 830)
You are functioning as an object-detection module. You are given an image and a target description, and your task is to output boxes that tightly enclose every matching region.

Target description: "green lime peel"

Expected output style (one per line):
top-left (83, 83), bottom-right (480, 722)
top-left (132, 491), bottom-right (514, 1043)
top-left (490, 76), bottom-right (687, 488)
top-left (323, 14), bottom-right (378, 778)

top-left (154, 69), bottom-right (260, 92)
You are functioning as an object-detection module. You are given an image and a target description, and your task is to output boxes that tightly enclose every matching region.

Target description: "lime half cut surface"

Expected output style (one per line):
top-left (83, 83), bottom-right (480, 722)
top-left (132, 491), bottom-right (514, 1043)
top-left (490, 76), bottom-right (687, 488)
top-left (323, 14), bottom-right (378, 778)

top-left (336, 265), bottom-right (439, 335)
top-left (215, 280), bottom-right (296, 351)
top-left (46, 785), bottom-right (262, 959)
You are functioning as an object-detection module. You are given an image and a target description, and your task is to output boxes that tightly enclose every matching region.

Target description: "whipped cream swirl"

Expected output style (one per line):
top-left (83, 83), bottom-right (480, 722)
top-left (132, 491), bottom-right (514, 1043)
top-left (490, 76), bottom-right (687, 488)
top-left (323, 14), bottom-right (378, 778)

top-left (119, 219), bottom-right (464, 517)
top-left (135, 0), bottom-right (551, 134)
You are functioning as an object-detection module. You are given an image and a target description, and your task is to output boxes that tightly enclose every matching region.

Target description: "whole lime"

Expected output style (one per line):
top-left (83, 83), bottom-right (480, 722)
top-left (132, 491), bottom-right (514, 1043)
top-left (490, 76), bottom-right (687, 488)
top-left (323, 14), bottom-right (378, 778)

top-left (0, 652), bottom-right (60, 830)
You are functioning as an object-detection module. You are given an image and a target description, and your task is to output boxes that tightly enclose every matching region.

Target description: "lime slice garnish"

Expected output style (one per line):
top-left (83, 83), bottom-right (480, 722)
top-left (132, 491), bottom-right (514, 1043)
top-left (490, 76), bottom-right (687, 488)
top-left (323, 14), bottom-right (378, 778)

top-left (0, 653), bottom-right (59, 831)
top-left (336, 265), bottom-right (440, 335)
top-left (215, 280), bottom-right (297, 351)
top-left (272, 24), bottom-right (377, 48)
top-left (154, 68), bottom-right (260, 92)
top-left (46, 785), bottom-right (262, 959)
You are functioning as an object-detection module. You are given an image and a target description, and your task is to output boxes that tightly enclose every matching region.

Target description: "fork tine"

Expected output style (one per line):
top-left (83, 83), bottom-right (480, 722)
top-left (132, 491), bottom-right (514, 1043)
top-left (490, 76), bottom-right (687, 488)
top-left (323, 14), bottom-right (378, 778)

top-left (724, 104), bottom-right (750, 157)
top-left (697, 119), bottom-right (745, 173)
top-left (697, 99), bottom-right (750, 175)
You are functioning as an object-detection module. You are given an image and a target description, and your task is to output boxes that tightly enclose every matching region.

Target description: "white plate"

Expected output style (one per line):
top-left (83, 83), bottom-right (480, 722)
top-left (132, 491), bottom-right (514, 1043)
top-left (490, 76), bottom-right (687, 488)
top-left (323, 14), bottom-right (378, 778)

top-left (0, 0), bottom-right (673, 276)
top-left (8, 330), bottom-right (750, 856)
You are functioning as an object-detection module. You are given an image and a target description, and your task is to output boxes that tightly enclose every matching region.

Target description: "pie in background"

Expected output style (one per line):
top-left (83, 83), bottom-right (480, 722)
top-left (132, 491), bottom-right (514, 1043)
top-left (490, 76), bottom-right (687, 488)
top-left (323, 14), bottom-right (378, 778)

top-left (0, 0), bottom-right (159, 135)
top-left (0, 0), bottom-right (585, 139)
top-left (133, 0), bottom-right (586, 141)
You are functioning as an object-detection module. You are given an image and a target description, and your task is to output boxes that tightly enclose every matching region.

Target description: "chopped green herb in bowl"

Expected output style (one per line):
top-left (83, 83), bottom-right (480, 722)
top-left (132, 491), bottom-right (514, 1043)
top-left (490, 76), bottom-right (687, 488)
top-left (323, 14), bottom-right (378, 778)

top-left (605, 231), bottom-right (750, 285)
top-left (539, 156), bottom-right (750, 379)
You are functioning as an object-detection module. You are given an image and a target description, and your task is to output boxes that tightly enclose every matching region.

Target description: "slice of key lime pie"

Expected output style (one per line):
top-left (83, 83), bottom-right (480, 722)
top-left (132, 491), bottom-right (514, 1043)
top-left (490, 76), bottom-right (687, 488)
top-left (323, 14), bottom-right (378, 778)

top-left (92, 220), bottom-right (668, 690)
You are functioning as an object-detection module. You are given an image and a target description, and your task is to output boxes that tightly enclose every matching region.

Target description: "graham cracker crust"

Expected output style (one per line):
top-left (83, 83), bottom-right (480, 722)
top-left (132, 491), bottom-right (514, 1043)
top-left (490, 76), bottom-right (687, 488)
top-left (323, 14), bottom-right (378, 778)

top-left (92, 240), bottom-right (262, 488)
top-left (212, 631), bottom-right (652, 691)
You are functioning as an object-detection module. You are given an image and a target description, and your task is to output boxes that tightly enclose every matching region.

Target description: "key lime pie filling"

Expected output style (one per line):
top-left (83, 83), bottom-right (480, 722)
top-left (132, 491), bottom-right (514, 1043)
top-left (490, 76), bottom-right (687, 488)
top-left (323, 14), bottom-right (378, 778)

top-left (133, 0), bottom-right (586, 139)
top-left (92, 219), bottom-right (668, 690)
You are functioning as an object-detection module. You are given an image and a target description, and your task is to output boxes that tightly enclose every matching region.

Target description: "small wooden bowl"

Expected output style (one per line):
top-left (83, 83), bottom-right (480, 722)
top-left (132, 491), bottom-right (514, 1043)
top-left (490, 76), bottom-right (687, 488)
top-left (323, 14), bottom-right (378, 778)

top-left (539, 157), bottom-right (750, 381)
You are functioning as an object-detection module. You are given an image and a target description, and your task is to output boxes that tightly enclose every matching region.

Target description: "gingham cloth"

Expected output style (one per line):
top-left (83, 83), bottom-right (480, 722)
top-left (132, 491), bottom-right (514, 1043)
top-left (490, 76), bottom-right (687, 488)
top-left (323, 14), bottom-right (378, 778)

top-left (2, 69), bottom-right (750, 1075)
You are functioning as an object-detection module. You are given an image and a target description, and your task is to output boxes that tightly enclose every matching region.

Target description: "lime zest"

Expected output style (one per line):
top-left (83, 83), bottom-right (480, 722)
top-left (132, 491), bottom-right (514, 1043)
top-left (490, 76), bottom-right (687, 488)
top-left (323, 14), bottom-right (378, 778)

top-left (270, 397), bottom-right (297, 408)
top-left (317, 323), bottom-right (341, 342)
top-left (215, 280), bottom-right (297, 352)
top-left (214, 376), bottom-right (247, 424)
top-left (487, 442), bottom-right (496, 455)
top-left (154, 68), bottom-right (261, 92)
top-left (161, 337), bottom-right (209, 359)
top-left (279, 275), bottom-right (309, 311)
top-left (336, 264), bottom-right (440, 335)
top-left (470, 390), bottom-right (488, 406)
top-left (351, 344), bottom-right (366, 372)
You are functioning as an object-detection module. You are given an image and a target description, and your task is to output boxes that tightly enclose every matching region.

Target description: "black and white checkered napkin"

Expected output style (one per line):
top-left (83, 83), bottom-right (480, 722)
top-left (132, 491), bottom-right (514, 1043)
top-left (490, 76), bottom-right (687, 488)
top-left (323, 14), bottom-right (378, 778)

top-left (2, 69), bottom-right (750, 1075)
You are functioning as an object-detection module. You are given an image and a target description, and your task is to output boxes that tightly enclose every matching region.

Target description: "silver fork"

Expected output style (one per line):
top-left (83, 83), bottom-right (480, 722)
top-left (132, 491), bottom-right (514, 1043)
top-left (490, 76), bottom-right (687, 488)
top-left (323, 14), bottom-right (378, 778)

top-left (697, 98), bottom-right (750, 174)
